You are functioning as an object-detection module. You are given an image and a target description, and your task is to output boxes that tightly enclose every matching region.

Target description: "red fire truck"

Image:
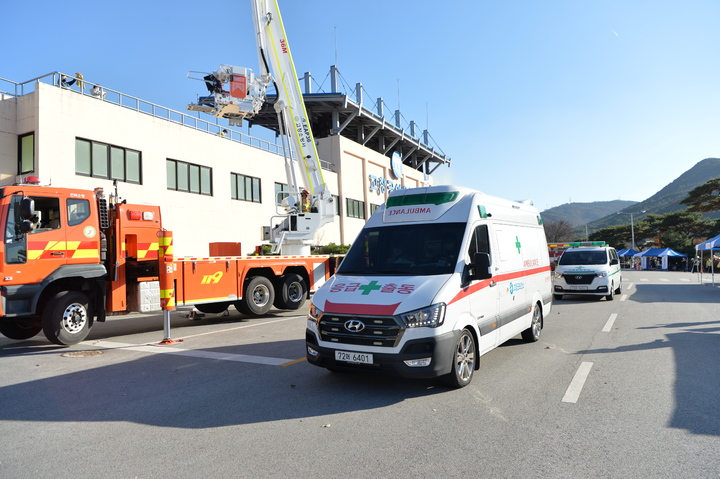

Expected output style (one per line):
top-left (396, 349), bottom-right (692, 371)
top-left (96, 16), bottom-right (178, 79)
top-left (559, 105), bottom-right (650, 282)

top-left (0, 181), bottom-right (339, 345)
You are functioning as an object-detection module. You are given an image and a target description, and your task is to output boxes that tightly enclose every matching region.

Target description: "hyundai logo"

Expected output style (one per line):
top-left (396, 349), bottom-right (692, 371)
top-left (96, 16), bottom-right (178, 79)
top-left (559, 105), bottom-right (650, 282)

top-left (344, 320), bottom-right (366, 333)
top-left (575, 276), bottom-right (583, 280)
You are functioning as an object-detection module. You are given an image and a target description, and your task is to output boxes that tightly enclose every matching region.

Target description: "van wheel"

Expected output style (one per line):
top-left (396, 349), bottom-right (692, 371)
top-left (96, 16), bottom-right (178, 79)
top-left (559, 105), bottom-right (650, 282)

top-left (614, 282), bottom-right (622, 295)
top-left (605, 285), bottom-right (614, 301)
top-left (237, 276), bottom-right (275, 316)
top-left (273, 274), bottom-right (307, 310)
top-left (42, 291), bottom-right (92, 346)
top-left (553, 294), bottom-right (563, 300)
top-left (443, 329), bottom-right (476, 388)
top-left (521, 304), bottom-right (542, 342)
top-left (0, 317), bottom-right (42, 340)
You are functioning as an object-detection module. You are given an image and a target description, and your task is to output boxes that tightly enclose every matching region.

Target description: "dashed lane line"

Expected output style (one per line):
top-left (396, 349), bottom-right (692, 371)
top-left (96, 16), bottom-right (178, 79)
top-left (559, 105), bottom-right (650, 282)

top-left (602, 313), bottom-right (618, 332)
top-left (562, 362), bottom-right (594, 403)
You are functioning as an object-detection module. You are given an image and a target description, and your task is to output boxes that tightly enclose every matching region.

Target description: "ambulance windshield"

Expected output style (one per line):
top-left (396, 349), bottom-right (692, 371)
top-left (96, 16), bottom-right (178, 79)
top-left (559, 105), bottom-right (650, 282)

top-left (338, 222), bottom-right (466, 276)
top-left (559, 250), bottom-right (608, 266)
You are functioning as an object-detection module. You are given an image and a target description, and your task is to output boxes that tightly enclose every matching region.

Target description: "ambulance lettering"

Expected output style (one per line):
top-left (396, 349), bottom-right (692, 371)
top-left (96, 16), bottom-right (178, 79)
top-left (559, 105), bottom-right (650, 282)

top-left (387, 207), bottom-right (431, 216)
top-left (330, 281), bottom-right (416, 295)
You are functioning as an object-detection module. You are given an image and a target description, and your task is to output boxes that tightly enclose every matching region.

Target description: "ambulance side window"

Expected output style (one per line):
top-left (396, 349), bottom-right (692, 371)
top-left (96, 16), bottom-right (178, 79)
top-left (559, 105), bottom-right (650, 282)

top-left (468, 225), bottom-right (490, 261)
top-left (67, 199), bottom-right (91, 226)
top-left (28, 196), bottom-right (61, 233)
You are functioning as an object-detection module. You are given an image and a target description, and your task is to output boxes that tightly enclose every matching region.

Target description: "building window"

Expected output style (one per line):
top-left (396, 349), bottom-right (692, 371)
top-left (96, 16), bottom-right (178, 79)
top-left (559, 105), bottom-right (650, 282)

top-left (275, 182), bottom-right (290, 205)
top-left (346, 198), bottom-right (365, 219)
top-left (167, 159), bottom-right (212, 195)
top-left (19, 133), bottom-right (35, 174)
top-left (75, 138), bottom-right (141, 184)
top-left (333, 195), bottom-right (341, 215)
top-left (232, 173), bottom-right (261, 202)
top-left (370, 204), bottom-right (381, 215)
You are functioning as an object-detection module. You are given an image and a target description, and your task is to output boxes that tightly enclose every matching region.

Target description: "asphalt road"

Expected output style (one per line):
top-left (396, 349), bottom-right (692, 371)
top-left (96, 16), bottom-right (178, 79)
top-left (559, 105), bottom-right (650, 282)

top-left (0, 270), bottom-right (719, 478)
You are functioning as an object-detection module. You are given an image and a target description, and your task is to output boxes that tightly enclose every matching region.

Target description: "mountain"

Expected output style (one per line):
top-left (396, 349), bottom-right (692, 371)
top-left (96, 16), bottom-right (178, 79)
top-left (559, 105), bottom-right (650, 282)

top-left (587, 157), bottom-right (720, 230)
top-left (542, 200), bottom-right (638, 226)
top-left (540, 158), bottom-right (720, 232)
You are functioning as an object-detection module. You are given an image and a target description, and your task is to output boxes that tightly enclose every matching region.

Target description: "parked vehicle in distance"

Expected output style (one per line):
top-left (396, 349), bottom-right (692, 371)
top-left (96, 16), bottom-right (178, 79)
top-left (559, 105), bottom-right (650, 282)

top-left (552, 242), bottom-right (622, 301)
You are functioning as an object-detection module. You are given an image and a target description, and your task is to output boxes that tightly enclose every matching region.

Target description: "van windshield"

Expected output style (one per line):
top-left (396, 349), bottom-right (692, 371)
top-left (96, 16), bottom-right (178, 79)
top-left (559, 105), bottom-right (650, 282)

top-left (559, 250), bottom-right (608, 266)
top-left (337, 222), bottom-right (466, 276)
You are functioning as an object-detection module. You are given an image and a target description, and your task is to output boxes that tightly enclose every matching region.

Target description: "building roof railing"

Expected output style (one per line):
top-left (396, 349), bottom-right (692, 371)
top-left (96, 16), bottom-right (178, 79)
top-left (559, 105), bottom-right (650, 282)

top-left (0, 72), bottom-right (341, 170)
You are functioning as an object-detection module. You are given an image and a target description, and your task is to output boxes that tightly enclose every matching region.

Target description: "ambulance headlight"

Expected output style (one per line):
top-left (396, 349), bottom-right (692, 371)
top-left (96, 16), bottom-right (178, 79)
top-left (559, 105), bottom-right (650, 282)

top-left (554, 271), bottom-right (563, 279)
top-left (596, 271), bottom-right (607, 278)
top-left (401, 303), bottom-right (446, 328)
top-left (308, 302), bottom-right (323, 323)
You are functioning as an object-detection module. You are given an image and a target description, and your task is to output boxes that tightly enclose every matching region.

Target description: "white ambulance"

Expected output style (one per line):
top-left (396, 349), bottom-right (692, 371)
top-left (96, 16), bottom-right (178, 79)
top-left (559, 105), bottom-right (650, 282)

top-left (552, 242), bottom-right (622, 301)
top-left (305, 185), bottom-right (553, 388)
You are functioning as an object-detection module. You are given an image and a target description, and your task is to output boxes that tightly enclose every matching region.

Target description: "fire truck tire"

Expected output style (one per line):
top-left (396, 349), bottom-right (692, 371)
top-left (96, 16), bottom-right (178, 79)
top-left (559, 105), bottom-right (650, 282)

top-left (236, 276), bottom-right (275, 316)
top-left (42, 291), bottom-right (92, 346)
top-left (273, 274), bottom-right (307, 310)
top-left (195, 302), bottom-right (231, 314)
top-left (0, 318), bottom-right (42, 340)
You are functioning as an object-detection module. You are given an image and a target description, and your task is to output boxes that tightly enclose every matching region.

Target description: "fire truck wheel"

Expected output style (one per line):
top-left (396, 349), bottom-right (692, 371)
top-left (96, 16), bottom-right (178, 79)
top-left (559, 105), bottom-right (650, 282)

top-left (0, 318), bottom-right (42, 340)
top-left (195, 302), bottom-right (231, 314)
top-left (42, 291), bottom-right (92, 346)
top-left (236, 276), bottom-right (275, 316)
top-left (273, 274), bottom-right (307, 310)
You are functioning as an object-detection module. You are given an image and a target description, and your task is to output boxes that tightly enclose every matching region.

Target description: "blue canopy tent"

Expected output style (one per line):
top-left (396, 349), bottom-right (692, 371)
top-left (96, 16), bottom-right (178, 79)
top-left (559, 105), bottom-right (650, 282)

top-left (695, 234), bottom-right (720, 282)
top-left (634, 247), bottom-right (687, 270)
top-left (617, 248), bottom-right (639, 269)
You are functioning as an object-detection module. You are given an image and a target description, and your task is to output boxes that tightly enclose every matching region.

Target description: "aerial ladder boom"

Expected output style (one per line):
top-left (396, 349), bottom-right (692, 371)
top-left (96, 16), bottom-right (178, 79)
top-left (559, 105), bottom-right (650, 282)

top-left (187, 0), bottom-right (335, 255)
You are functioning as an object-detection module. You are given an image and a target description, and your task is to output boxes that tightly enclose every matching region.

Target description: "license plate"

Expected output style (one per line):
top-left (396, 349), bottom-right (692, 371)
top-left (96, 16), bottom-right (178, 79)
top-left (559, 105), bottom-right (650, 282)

top-left (569, 286), bottom-right (588, 290)
top-left (335, 350), bottom-right (373, 364)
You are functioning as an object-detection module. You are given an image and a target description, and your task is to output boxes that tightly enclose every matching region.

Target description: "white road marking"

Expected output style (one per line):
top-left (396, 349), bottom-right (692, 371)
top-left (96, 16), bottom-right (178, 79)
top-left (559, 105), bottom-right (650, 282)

top-left (562, 362), bottom-right (593, 403)
top-left (620, 294), bottom-right (628, 301)
top-left (626, 283), bottom-right (634, 290)
top-left (660, 278), bottom-right (670, 282)
top-left (640, 278), bottom-right (649, 282)
top-left (89, 340), bottom-right (296, 365)
top-left (602, 313), bottom-right (618, 332)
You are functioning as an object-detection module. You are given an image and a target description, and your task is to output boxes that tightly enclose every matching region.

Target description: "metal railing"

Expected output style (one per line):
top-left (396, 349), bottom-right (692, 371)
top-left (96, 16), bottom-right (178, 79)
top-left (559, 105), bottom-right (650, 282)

top-left (0, 72), bottom-right (332, 171)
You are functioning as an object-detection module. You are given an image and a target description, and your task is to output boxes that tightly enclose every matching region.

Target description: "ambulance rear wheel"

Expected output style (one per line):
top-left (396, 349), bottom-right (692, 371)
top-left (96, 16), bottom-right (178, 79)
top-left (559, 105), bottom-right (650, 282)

top-left (443, 329), bottom-right (476, 388)
top-left (273, 274), bottom-right (307, 310)
top-left (42, 291), bottom-right (92, 346)
top-left (521, 304), bottom-right (542, 342)
top-left (0, 317), bottom-right (42, 340)
top-left (237, 276), bottom-right (274, 316)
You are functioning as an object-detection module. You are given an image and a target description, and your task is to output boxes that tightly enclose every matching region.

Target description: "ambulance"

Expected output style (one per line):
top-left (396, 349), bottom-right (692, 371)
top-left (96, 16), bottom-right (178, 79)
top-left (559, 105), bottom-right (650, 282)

top-left (552, 242), bottom-right (622, 301)
top-left (305, 185), bottom-right (553, 388)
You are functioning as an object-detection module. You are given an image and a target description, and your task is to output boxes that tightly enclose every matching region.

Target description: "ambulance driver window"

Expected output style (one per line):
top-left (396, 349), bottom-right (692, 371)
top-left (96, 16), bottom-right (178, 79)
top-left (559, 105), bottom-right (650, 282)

top-left (468, 225), bottom-right (490, 260)
top-left (67, 199), bottom-right (91, 226)
top-left (28, 196), bottom-right (61, 234)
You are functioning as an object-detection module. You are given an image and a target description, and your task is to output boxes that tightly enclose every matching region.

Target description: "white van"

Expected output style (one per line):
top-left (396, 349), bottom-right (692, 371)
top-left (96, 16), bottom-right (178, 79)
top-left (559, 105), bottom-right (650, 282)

top-left (305, 185), bottom-right (553, 388)
top-left (552, 243), bottom-right (622, 301)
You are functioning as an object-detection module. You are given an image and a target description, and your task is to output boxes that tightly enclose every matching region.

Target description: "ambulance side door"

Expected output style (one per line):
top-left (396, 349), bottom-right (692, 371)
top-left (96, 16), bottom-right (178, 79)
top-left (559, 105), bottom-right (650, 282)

top-left (467, 223), bottom-right (499, 354)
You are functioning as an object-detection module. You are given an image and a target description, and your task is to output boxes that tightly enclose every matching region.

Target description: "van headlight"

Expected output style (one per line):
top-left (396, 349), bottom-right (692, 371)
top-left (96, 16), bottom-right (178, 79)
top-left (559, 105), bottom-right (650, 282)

top-left (308, 302), bottom-right (323, 323)
top-left (554, 271), bottom-right (563, 279)
top-left (401, 303), bottom-right (446, 328)
top-left (596, 271), bottom-right (607, 278)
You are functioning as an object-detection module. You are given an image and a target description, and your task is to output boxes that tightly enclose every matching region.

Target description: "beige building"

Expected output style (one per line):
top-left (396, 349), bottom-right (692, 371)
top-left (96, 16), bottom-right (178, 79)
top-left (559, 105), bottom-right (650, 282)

top-left (0, 72), bottom-right (449, 256)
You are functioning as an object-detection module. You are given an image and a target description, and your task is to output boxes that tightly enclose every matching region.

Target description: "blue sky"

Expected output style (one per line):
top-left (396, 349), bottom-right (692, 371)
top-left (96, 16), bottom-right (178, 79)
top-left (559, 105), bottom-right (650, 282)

top-left (3, 0), bottom-right (719, 211)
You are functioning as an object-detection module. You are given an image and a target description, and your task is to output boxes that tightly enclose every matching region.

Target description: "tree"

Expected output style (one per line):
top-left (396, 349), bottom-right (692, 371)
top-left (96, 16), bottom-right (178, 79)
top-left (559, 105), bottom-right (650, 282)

top-left (588, 224), bottom-right (632, 250)
top-left (680, 177), bottom-right (720, 213)
top-left (544, 220), bottom-right (575, 242)
top-left (634, 211), bottom-right (713, 256)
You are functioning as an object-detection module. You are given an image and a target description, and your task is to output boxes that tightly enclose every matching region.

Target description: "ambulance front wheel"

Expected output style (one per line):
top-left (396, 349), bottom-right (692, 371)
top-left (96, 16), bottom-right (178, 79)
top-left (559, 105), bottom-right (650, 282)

top-left (237, 276), bottom-right (275, 316)
top-left (42, 291), bottom-right (92, 346)
top-left (443, 328), bottom-right (476, 388)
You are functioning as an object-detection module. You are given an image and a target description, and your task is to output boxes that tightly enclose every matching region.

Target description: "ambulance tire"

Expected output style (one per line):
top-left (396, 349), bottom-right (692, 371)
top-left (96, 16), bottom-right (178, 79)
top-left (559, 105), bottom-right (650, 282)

top-left (42, 291), bottom-right (92, 346)
top-left (195, 302), bottom-right (231, 314)
top-left (443, 328), bottom-right (476, 389)
top-left (605, 285), bottom-right (614, 301)
top-left (521, 304), bottom-right (542, 342)
top-left (273, 274), bottom-right (307, 310)
top-left (614, 282), bottom-right (622, 295)
top-left (236, 276), bottom-right (275, 316)
top-left (0, 317), bottom-right (42, 340)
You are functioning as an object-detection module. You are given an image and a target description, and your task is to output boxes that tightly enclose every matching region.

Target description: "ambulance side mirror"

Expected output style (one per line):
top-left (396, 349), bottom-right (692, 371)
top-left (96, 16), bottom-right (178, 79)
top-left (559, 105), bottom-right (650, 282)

top-left (468, 252), bottom-right (492, 281)
top-left (610, 258), bottom-right (619, 265)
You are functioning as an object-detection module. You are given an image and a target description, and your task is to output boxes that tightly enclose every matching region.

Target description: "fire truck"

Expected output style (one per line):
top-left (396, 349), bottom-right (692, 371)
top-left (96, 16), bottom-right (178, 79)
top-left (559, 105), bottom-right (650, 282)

top-left (0, 180), bottom-right (339, 345)
top-left (1, 1), bottom-right (344, 346)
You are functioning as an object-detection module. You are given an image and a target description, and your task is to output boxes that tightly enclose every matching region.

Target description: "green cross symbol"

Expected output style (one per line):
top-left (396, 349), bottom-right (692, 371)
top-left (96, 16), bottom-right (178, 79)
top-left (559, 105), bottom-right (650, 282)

top-left (515, 236), bottom-right (522, 254)
top-left (358, 280), bottom-right (382, 295)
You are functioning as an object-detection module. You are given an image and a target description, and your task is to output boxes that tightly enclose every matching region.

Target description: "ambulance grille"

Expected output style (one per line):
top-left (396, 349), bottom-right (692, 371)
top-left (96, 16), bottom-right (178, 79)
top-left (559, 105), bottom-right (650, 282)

top-left (562, 273), bottom-right (595, 285)
top-left (318, 314), bottom-right (404, 347)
